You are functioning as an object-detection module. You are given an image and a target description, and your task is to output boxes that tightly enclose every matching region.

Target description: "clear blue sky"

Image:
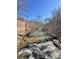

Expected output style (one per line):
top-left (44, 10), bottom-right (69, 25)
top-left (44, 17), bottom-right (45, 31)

top-left (17, 0), bottom-right (61, 20)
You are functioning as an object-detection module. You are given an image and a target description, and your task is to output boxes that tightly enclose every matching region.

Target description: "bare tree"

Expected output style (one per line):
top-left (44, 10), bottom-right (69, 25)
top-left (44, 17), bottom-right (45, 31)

top-left (43, 8), bottom-right (61, 41)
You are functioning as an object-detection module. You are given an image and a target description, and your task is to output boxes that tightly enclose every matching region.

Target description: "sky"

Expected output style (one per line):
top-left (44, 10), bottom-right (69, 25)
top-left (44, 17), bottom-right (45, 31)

top-left (17, 0), bottom-right (61, 20)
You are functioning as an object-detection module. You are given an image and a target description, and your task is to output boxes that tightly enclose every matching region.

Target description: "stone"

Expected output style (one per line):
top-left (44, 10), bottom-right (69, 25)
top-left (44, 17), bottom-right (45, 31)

top-left (32, 47), bottom-right (42, 55)
top-left (18, 41), bottom-right (61, 59)
top-left (34, 41), bottom-right (57, 50)
top-left (18, 48), bottom-right (32, 56)
top-left (52, 50), bottom-right (61, 59)
top-left (28, 55), bottom-right (35, 59)
top-left (53, 39), bottom-right (61, 50)
top-left (44, 56), bottom-right (51, 59)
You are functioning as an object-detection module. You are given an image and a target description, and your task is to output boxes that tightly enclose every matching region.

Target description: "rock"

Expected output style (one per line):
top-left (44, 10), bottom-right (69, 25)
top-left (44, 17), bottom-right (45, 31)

top-left (52, 50), bottom-right (61, 59)
top-left (34, 41), bottom-right (57, 50)
top-left (53, 39), bottom-right (61, 50)
top-left (32, 47), bottom-right (42, 55)
top-left (18, 41), bottom-right (61, 59)
top-left (28, 55), bottom-right (35, 59)
top-left (18, 48), bottom-right (32, 56)
top-left (44, 56), bottom-right (51, 59)
top-left (17, 53), bottom-right (28, 59)
top-left (30, 46), bottom-right (45, 59)
top-left (33, 41), bottom-right (60, 59)
top-left (32, 41), bottom-right (60, 59)
top-left (18, 48), bottom-right (33, 59)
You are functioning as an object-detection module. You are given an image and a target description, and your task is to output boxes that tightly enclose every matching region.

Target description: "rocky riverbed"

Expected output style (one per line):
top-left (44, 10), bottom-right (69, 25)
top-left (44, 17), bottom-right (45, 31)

top-left (17, 27), bottom-right (61, 59)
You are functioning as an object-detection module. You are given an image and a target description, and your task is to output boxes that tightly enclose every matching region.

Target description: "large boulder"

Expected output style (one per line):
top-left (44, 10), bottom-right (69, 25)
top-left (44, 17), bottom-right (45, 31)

top-left (53, 39), bottom-right (61, 50)
top-left (33, 41), bottom-right (61, 59)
